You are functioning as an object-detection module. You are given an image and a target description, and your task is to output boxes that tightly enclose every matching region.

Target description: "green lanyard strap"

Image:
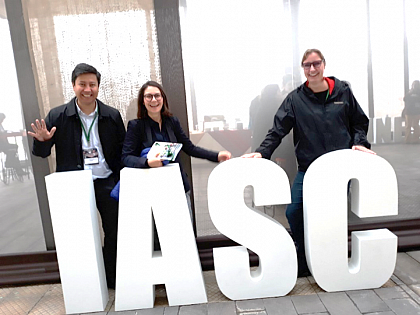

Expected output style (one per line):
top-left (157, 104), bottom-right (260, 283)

top-left (80, 112), bottom-right (98, 143)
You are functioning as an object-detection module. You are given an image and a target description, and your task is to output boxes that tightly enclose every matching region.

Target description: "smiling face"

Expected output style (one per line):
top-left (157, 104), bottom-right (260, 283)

top-left (302, 52), bottom-right (325, 85)
top-left (143, 86), bottom-right (163, 117)
top-left (73, 73), bottom-right (99, 108)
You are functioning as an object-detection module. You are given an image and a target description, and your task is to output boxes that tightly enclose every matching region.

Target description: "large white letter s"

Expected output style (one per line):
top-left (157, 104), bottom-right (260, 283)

top-left (208, 158), bottom-right (296, 300)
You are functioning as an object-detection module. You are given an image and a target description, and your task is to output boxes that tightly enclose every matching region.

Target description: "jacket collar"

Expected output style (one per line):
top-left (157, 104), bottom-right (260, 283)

top-left (304, 77), bottom-right (335, 94)
top-left (324, 77), bottom-right (335, 95)
top-left (65, 97), bottom-right (110, 118)
top-left (302, 76), bottom-right (337, 98)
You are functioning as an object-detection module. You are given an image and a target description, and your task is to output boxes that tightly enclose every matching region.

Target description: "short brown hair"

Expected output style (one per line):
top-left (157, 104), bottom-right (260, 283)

top-left (301, 49), bottom-right (326, 66)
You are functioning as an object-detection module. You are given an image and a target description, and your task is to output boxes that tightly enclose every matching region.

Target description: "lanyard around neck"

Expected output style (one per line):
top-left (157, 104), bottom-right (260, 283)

top-left (80, 112), bottom-right (98, 143)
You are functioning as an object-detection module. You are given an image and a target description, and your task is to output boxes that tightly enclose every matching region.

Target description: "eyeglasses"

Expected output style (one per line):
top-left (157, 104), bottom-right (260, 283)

top-left (302, 60), bottom-right (324, 70)
top-left (144, 93), bottom-right (162, 101)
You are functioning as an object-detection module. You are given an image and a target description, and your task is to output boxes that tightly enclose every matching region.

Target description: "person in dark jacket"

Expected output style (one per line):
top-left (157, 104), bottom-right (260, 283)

top-left (250, 79), bottom-right (298, 185)
top-left (403, 80), bottom-right (420, 143)
top-left (243, 49), bottom-right (375, 277)
top-left (122, 80), bottom-right (231, 215)
top-left (28, 63), bottom-right (126, 288)
top-left (0, 113), bottom-right (26, 179)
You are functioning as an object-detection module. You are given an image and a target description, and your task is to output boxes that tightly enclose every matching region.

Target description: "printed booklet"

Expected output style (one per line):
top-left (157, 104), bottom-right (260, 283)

top-left (147, 141), bottom-right (183, 161)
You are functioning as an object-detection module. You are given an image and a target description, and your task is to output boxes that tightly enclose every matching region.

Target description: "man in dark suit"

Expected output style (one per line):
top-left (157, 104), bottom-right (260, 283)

top-left (28, 63), bottom-right (126, 288)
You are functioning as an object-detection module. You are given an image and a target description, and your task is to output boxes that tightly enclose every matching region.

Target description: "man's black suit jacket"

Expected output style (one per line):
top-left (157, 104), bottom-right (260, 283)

top-left (32, 98), bottom-right (126, 179)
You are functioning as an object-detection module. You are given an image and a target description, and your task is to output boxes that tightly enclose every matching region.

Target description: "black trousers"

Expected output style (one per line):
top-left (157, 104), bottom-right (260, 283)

top-left (94, 174), bottom-right (119, 288)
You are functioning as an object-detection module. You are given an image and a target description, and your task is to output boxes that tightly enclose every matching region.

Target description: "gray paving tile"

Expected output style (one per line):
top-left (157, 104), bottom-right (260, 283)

top-left (346, 290), bottom-right (390, 313)
top-left (410, 284), bottom-right (420, 297)
top-left (407, 251), bottom-right (420, 264)
top-left (263, 297), bottom-right (297, 315)
top-left (401, 284), bottom-right (420, 305)
top-left (236, 299), bottom-right (265, 312)
top-left (391, 275), bottom-right (404, 286)
top-left (307, 276), bottom-right (317, 284)
top-left (28, 284), bottom-right (65, 314)
top-left (81, 290), bottom-right (114, 314)
top-left (374, 287), bottom-right (410, 300)
top-left (291, 295), bottom-right (326, 314)
top-left (238, 312), bottom-right (267, 315)
top-left (137, 307), bottom-right (165, 314)
top-left (394, 253), bottom-right (420, 285)
top-left (107, 311), bottom-right (137, 315)
top-left (2, 285), bottom-right (52, 315)
top-left (179, 304), bottom-right (208, 315)
top-left (164, 306), bottom-right (179, 315)
top-left (363, 312), bottom-right (395, 315)
top-left (207, 301), bottom-right (236, 315)
top-left (318, 292), bottom-right (362, 315)
top-left (384, 298), bottom-right (420, 315)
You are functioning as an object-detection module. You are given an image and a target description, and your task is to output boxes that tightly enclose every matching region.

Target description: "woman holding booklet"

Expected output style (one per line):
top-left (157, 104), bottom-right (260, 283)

top-left (121, 80), bottom-right (231, 202)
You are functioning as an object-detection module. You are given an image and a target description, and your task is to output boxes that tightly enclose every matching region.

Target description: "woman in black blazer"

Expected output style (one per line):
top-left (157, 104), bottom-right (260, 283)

top-left (122, 80), bottom-right (231, 197)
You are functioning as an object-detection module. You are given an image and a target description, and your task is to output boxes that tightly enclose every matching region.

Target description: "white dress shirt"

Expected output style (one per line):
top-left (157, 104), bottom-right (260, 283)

top-left (76, 100), bottom-right (112, 180)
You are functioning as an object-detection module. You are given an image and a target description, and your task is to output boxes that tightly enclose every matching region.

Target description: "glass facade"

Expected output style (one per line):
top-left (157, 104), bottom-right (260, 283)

top-left (0, 15), bottom-right (45, 254)
top-left (406, 0), bottom-right (420, 83)
top-left (2, 0), bottom-right (420, 255)
top-left (180, 0), bottom-right (295, 236)
top-left (180, 0), bottom-right (420, 235)
top-left (1, 0), bottom-right (160, 254)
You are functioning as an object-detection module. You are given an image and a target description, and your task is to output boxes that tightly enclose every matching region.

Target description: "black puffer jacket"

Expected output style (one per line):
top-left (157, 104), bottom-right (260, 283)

top-left (256, 77), bottom-right (371, 172)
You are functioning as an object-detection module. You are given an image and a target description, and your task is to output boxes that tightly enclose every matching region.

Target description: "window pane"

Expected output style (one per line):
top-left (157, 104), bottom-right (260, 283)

top-left (0, 17), bottom-right (46, 254)
top-left (370, 0), bottom-right (404, 118)
top-left (181, 0), bottom-right (294, 236)
top-left (406, 0), bottom-right (420, 82)
top-left (182, 0), bottom-right (420, 233)
top-left (299, 0), bottom-right (369, 115)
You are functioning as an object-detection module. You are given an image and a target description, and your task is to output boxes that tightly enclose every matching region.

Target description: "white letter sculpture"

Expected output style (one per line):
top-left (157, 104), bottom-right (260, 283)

top-left (303, 149), bottom-right (398, 291)
top-left (208, 158), bottom-right (296, 300)
top-left (115, 164), bottom-right (207, 311)
top-left (45, 170), bottom-right (108, 314)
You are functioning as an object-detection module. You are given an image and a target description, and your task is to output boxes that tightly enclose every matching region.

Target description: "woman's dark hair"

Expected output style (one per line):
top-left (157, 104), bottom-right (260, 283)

top-left (71, 63), bottom-right (101, 86)
top-left (301, 49), bottom-right (326, 67)
top-left (137, 81), bottom-right (172, 119)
